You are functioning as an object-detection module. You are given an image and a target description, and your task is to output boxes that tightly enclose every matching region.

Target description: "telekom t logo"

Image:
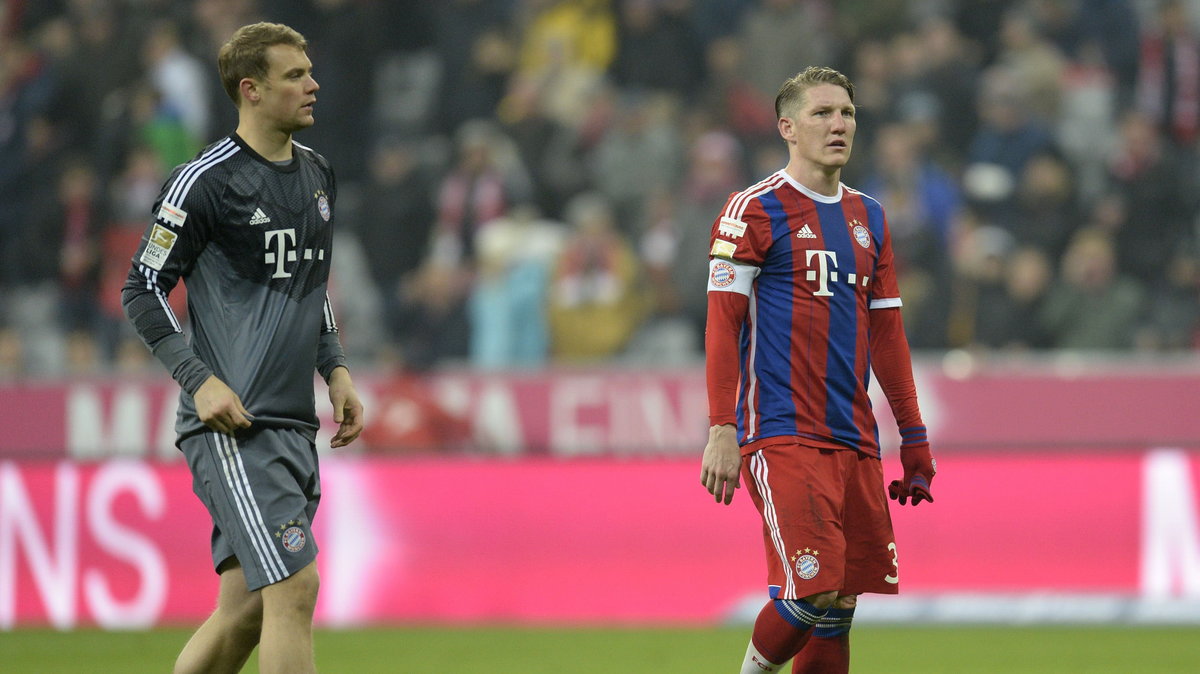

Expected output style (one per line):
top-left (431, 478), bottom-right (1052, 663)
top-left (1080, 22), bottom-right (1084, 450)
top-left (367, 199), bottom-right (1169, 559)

top-left (264, 228), bottom-right (327, 278)
top-left (264, 228), bottom-right (297, 278)
top-left (805, 250), bottom-right (838, 296)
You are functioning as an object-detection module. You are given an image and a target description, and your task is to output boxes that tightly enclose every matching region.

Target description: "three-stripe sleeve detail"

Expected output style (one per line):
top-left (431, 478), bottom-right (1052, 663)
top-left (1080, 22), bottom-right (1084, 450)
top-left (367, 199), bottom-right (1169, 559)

top-left (323, 292), bottom-right (338, 332)
top-left (166, 139), bottom-right (239, 206)
top-left (140, 265), bottom-right (182, 333)
top-left (724, 173), bottom-right (786, 222)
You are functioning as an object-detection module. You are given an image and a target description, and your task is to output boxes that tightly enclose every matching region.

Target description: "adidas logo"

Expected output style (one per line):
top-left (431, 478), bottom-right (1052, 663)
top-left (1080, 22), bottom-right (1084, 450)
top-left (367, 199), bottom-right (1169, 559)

top-left (796, 224), bottom-right (816, 239)
top-left (249, 208), bottom-right (272, 225)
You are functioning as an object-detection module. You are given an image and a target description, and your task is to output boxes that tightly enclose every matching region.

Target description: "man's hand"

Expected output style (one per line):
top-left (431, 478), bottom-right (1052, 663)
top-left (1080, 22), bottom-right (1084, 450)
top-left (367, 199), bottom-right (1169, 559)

top-left (888, 443), bottom-right (936, 506)
top-left (701, 424), bottom-right (742, 505)
top-left (327, 366), bottom-right (364, 448)
top-left (194, 375), bottom-right (253, 435)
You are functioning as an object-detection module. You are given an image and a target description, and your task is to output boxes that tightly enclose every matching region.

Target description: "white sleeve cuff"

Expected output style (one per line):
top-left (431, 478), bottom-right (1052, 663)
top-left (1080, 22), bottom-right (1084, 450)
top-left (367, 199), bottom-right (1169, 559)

top-left (869, 297), bottom-right (903, 309)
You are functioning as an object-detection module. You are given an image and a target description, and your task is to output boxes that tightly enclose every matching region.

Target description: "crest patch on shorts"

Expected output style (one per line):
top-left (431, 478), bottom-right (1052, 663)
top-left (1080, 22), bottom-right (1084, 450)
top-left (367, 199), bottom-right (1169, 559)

top-left (277, 521), bottom-right (307, 553)
top-left (791, 548), bottom-right (820, 580)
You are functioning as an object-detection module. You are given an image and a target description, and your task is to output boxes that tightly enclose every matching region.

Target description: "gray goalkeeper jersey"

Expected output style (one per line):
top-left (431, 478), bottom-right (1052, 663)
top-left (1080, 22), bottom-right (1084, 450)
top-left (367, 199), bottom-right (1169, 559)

top-left (122, 133), bottom-right (347, 443)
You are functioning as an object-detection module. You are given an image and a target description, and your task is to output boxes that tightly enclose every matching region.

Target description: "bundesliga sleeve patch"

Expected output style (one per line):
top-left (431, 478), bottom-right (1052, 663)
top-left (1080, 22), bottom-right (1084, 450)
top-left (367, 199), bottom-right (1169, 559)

top-left (157, 201), bottom-right (188, 227)
top-left (711, 239), bottom-right (737, 259)
top-left (139, 224), bottom-right (178, 271)
top-left (708, 258), bottom-right (758, 294)
top-left (718, 216), bottom-right (748, 238)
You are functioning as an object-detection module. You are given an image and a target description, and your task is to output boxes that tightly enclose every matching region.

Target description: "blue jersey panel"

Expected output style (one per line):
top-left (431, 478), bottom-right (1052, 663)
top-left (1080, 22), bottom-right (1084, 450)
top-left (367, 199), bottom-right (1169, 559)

top-left (815, 200), bottom-right (861, 450)
top-left (748, 192), bottom-right (801, 440)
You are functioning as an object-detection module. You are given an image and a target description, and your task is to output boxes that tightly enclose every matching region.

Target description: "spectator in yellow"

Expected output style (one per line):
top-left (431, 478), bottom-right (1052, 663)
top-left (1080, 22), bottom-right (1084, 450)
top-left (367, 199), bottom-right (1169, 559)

top-left (548, 192), bottom-right (646, 361)
top-left (517, 0), bottom-right (616, 74)
top-left (508, 0), bottom-right (617, 125)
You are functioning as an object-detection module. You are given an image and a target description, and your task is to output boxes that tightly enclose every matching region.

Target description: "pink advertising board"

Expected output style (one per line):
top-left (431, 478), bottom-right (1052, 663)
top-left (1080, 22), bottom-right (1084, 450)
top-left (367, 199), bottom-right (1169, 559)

top-left (2, 364), bottom-right (1198, 459)
top-left (3, 450), bottom-right (1198, 628)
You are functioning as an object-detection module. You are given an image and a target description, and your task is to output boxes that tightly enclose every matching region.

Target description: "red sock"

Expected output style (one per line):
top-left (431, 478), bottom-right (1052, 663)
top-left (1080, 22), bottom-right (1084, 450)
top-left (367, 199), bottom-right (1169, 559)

top-left (790, 607), bottom-right (852, 673)
top-left (750, 599), bottom-right (825, 665)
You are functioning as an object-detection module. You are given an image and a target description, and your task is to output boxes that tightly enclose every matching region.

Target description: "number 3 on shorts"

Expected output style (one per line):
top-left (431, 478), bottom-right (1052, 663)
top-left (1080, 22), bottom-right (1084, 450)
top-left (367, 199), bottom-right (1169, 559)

top-left (885, 542), bottom-right (899, 584)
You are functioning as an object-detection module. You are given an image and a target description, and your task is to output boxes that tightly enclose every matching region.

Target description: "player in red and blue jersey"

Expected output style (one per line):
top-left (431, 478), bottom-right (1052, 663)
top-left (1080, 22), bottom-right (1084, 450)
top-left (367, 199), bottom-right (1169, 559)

top-left (700, 67), bottom-right (937, 674)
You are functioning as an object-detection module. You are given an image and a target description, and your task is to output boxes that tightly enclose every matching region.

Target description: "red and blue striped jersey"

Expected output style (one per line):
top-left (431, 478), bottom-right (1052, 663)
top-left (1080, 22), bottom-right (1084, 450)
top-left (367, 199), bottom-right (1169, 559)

top-left (706, 170), bottom-right (902, 457)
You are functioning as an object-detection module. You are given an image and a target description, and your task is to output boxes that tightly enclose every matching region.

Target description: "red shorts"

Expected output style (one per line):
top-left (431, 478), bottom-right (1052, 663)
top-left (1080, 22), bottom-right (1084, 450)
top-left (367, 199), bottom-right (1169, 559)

top-left (742, 440), bottom-right (899, 599)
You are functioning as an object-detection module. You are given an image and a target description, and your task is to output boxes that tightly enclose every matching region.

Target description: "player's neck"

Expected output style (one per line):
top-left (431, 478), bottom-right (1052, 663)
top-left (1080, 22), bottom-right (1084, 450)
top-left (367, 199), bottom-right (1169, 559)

top-left (783, 162), bottom-right (841, 197)
top-left (236, 118), bottom-right (294, 162)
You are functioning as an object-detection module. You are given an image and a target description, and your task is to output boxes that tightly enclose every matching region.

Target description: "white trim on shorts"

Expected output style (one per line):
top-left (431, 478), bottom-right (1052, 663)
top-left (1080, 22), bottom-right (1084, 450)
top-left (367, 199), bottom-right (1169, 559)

top-left (749, 449), bottom-right (797, 598)
top-left (212, 432), bottom-right (289, 583)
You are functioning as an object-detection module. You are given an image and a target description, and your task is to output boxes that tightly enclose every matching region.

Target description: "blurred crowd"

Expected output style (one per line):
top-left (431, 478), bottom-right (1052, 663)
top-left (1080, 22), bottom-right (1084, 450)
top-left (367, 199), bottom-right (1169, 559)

top-left (2, 0), bottom-right (1199, 379)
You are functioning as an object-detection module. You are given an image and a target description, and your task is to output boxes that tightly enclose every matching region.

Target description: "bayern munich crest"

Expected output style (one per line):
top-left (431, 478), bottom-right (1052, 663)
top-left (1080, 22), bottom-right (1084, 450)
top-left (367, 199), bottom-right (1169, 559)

top-left (852, 222), bottom-right (871, 249)
top-left (710, 260), bottom-right (736, 288)
top-left (791, 548), bottom-right (820, 580)
top-left (317, 193), bottom-right (331, 221)
top-left (281, 526), bottom-right (306, 553)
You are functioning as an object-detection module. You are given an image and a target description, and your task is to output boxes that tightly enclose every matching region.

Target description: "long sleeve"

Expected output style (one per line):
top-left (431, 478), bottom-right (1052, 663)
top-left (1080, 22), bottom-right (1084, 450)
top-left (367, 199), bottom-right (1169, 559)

top-left (869, 306), bottom-right (926, 442)
top-left (705, 279), bottom-right (749, 427)
top-left (120, 173), bottom-right (214, 396)
top-left (316, 292), bottom-right (347, 381)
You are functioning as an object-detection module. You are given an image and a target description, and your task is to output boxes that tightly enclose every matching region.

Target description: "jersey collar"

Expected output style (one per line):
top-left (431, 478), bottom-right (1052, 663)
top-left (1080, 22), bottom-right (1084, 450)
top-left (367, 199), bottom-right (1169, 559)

top-left (230, 133), bottom-right (302, 173)
top-left (775, 169), bottom-right (843, 203)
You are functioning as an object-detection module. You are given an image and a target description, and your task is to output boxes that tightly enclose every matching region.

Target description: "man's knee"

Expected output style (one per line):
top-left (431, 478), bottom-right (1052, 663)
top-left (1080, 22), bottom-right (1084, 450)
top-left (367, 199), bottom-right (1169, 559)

top-left (264, 562), bottom-right (320, 614)
top-left (290, 561), bottom-right (320, 596)
top-left (799, 591), bottom-right (857, 610)
top-left (801, 590), bottom-right (840, 610)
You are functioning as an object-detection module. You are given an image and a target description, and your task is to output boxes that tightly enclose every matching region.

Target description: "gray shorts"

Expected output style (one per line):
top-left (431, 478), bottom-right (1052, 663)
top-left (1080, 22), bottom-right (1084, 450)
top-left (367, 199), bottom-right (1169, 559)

top-left (181, 427), bottom-right (321, 591)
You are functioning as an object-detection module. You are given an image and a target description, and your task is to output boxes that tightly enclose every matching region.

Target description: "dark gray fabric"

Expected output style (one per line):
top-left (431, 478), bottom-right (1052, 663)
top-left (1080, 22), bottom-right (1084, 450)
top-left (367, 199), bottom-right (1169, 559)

top-left (122, 133), bottom-right (345, 443)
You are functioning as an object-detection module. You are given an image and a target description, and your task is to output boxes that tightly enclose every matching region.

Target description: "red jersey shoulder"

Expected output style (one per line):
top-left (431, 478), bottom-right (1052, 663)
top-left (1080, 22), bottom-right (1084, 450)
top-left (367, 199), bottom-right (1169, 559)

top-left (709, 174), bottom-right (787, 262)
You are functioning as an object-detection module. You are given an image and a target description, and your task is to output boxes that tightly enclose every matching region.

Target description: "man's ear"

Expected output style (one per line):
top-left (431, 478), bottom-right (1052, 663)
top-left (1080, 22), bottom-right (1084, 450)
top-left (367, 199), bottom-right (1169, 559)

top-left (239, 78), bottom-right (259, 105)
top-left (778, 116), bottom-right (795, 143)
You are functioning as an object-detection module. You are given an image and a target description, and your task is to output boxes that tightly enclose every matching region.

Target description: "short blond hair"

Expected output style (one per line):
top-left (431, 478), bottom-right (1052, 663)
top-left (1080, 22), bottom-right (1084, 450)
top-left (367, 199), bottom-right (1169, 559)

top-left (217, 22), bottom-right (308, 105)
top-left (775, 66), bottom-right (855, 119)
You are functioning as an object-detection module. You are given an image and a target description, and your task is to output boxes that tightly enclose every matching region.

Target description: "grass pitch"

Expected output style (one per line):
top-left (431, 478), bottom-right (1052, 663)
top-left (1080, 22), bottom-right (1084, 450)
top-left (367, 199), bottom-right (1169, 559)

top-left (2, 625), bottom-right (1198, 672)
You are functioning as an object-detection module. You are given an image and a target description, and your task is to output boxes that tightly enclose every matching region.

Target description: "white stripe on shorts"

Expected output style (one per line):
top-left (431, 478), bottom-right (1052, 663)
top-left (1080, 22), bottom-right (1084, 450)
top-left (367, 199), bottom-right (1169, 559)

top-left (750, 449), bottom-right (796, 598)
top-left (213, 433), bottom-right (288, 582)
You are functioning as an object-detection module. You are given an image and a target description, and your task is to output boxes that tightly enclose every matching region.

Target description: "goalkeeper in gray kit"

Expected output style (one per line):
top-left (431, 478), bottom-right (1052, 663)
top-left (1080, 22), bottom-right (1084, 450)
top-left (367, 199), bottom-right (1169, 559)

top-left (121, 22), bottom-right (363, 674)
